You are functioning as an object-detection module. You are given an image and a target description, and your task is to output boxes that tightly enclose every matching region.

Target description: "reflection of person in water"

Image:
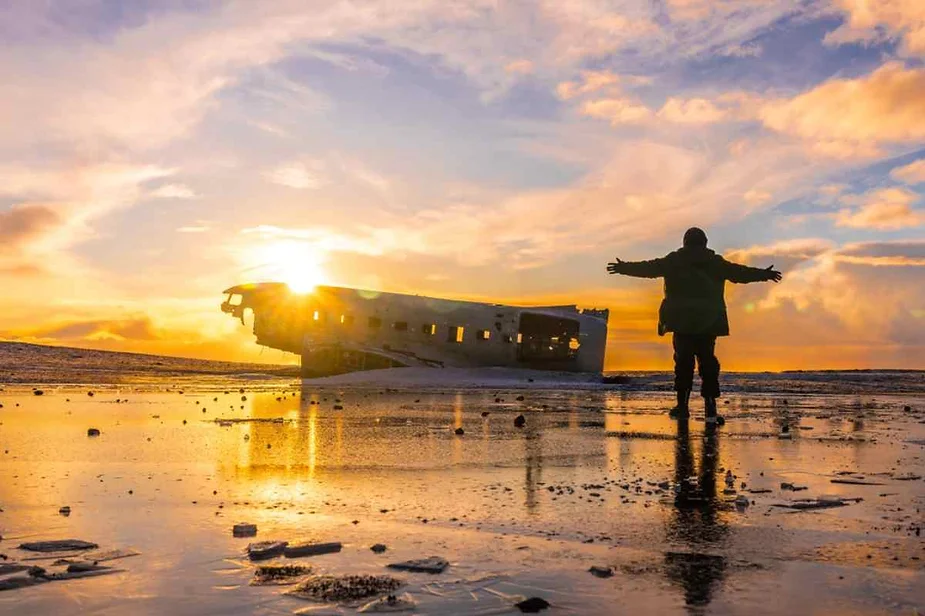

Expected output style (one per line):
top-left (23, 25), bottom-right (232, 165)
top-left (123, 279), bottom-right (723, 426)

top-left (664, 424), bottom-right (728, 609)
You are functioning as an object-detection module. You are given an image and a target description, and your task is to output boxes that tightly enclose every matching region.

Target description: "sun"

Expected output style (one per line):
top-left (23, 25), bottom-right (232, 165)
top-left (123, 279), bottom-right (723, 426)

top-left (253, 240), bottom-right (327, 294)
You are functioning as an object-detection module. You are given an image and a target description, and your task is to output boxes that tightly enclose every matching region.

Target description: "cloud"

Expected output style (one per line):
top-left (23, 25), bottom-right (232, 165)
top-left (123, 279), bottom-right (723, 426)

top-left (835, 187), bottom-right (923, 230)
top-left (758, 62), bottom-right (925, 158)
top-left (715, 238), bottom-right (925, 368)
top-left (835, 239), bottom-right (925, 266)
top-left (263, 162), bottom-right (325, 189)
top-left (580, 98), bottom-right (653, 124)
top-left (825, 0), bottom-right (925, 56)
top-left (658, 97), bottom-right (729, 124)
top-left (890, 159), bottom-right (925, 184)
top-left (19, 316), bottom-right (162, 342)
top-left (556, 70), bottom-right (626, 100)
top-left (177, 225), bottom-right (210, 233)
top-left (580, 94), bottom-right (739, 126)
top-left (504, 59), bottom-right (534, 75)
top-left (0, 204), bottom-right (60, 252)
top-left (150, 183), bottom-right (197, 199)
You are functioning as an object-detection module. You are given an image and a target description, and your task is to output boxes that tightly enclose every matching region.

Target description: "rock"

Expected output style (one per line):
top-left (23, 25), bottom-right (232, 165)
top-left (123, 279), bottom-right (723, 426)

top-left (515, 395), bottom-right (525, 401)
top-left (58, 506), bottom-right (71, 516)
top-left (481, 411), bottom-right (490, 417)
top-left (87, 392), bottom-right (94, 397)
top-left (386, 556), bottom-right (449, 574)
top-left (87, 428), bottom-right (101, 437)
top-left (780, 483), bottom-right (807, 491)
top-left (284, 541), bottom-right (342, 558)
top-left (370, 543), bottom-right (388, 554)
top-left (333, 405), bottom-right (344, 410)
top-left (33, 390), bottom-right (44, 396)
top-left (588, 565), bottom-right (613, 578)
top-left (514, 415), bottom-right (526, 428)
top-left (515, 597), bottom-right (551, 613)
top-left (287, 574), bottom-right (404, 602)
top-left (358, 592), bottom-right (417, 613)
top-left (454, 427), bottom-right (465, 435)
top-left (65, 562), bottom-right (110, 573)
top-left (19, 540), bottom-right (98, 552)
top-left (734, 495), bottom-right (750, 508)
top-left (251, 564), bottom-right (313, 586)
top-left (232, 523), bottom-right (257, 538)
top-left (0, 576), bottom-right (47, 592)
top-left (904, 405), bottom-right (912, 412)
top-left (27, 566), bottom-right (47, 577)
top-left (248, 541), bottom-right (288, 561)
top-left (775, 497), bottom-right (848, 510)
top-left (0, 564), bottom-right (29, 575)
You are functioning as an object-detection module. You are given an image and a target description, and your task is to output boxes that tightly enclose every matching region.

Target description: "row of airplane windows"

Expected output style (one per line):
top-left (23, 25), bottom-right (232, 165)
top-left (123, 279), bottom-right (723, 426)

top-left (309, 310), bottom-right (520, 344)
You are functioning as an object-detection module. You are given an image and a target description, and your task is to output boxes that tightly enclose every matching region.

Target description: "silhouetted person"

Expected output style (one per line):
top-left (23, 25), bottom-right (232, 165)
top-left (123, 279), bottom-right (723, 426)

top-left (607, 228), bottom-right (781, 424)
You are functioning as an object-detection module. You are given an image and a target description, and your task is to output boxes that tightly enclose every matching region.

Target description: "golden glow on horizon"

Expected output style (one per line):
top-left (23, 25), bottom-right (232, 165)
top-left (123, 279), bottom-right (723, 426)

top-left (250, 240), bottom-right (327, 294)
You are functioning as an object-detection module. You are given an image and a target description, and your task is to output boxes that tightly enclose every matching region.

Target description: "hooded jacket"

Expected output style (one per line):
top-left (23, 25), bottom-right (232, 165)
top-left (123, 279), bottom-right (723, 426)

top-left (614, 246), bottom-right (771, 336)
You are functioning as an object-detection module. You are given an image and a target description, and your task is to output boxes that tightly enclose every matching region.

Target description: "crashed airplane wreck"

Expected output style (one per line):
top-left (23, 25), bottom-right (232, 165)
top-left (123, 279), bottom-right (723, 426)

top-left (222, 283), bottom-right (609, 378)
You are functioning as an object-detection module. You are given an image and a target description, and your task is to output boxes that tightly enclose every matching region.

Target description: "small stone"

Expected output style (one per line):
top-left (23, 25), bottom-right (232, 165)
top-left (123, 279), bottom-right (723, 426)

top-left (87, 428), bottom-right (101, 437)
top-left (232, 523), bottom-right (257, 537)
top-left (481, 411), bottom-right (490, 417)
top-left (386, 556), bottom-right (449, 573)
top-left (19, 540), bottom-right (98, 552)
top-left (58, 506), bottom-right (71, 516)
top-left (370, 543), bottom-right (387, 553)
top-left (515, 597), bottom-right (551, 613)
top-left (588, 565), bottom-right (613, 578)
top-left (284, 541), bottom-right (342, 558)
top-left (515, 395), bottom-right (525, 401)
top-left (248, 541), bottom-right (288, 561)
top-left (514, 415), bottom-right (526, 428)
top-left (33, 390), bottom-right (44, 396)
top-left (454, 427), bottom-right (465, 435)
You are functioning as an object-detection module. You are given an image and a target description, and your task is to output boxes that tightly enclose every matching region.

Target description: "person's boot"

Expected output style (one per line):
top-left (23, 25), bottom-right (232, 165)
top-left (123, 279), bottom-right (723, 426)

top-left (704, 397), bottom-right (725, 426)
top-left (669, 389), bottom-right (691, 420)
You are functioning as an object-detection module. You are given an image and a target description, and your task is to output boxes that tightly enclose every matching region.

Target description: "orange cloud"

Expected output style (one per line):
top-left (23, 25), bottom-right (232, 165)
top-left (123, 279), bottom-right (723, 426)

top-left (835, 187), bottom-right (923, 230)
top-left (658, 97), bottom-right (729, 124)
top-left (826, 0), bottom-right (925, 56)
top-left (759, 62), bottom-right (925, 157)
top-left (580, 98), bottom-right (652, 124)
top-left (890, 159), bottom-right (925, 184)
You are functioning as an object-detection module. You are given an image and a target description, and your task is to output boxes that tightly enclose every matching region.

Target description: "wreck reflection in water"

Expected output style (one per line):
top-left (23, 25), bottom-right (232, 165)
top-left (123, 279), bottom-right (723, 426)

top-left (665, 423), bottom-right (729, 610)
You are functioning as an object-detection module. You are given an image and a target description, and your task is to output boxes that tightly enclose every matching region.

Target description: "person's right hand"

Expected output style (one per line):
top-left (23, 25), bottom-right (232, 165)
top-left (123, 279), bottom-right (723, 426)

top-left (765, 265), bottom-right (782, 283)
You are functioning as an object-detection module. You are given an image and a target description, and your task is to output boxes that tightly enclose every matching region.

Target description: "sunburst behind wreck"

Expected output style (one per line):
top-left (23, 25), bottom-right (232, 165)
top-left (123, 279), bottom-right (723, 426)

top-left (222, 283), bottom-right (609, 378)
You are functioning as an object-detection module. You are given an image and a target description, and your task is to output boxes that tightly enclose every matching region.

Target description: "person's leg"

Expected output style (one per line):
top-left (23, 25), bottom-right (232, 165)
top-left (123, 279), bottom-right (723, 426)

top-left (695, 336), bottom-right (723, 424)
top-left (671, 334), bottom-right (695, 418)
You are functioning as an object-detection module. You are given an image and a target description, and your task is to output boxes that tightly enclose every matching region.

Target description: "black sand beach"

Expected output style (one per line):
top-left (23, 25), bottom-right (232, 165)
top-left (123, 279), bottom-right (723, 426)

top-left (0, 346), bottom-right (923, 614)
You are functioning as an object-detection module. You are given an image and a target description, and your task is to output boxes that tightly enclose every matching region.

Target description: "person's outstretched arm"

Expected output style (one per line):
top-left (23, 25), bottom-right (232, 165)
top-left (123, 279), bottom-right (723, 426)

top-left (607, 256), bottom-right (668, 279)
top-left (722, 258), bottom-right (782, 284)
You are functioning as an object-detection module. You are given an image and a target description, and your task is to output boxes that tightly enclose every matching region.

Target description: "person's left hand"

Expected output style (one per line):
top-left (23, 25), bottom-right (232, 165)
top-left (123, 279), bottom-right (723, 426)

top-left (607, 259), bottom-right (625, 275)
top-left (765, 265), bottom-right (782, 283)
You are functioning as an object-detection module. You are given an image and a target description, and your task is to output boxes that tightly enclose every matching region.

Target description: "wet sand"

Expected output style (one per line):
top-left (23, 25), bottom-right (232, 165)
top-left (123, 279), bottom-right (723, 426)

top-left (1, 382), bottom-right (923, 615)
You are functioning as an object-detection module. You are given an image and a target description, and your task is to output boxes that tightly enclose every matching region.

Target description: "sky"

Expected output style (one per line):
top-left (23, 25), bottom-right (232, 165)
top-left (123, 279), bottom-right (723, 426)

top-left (1, 0), bottom-right (924, 371)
